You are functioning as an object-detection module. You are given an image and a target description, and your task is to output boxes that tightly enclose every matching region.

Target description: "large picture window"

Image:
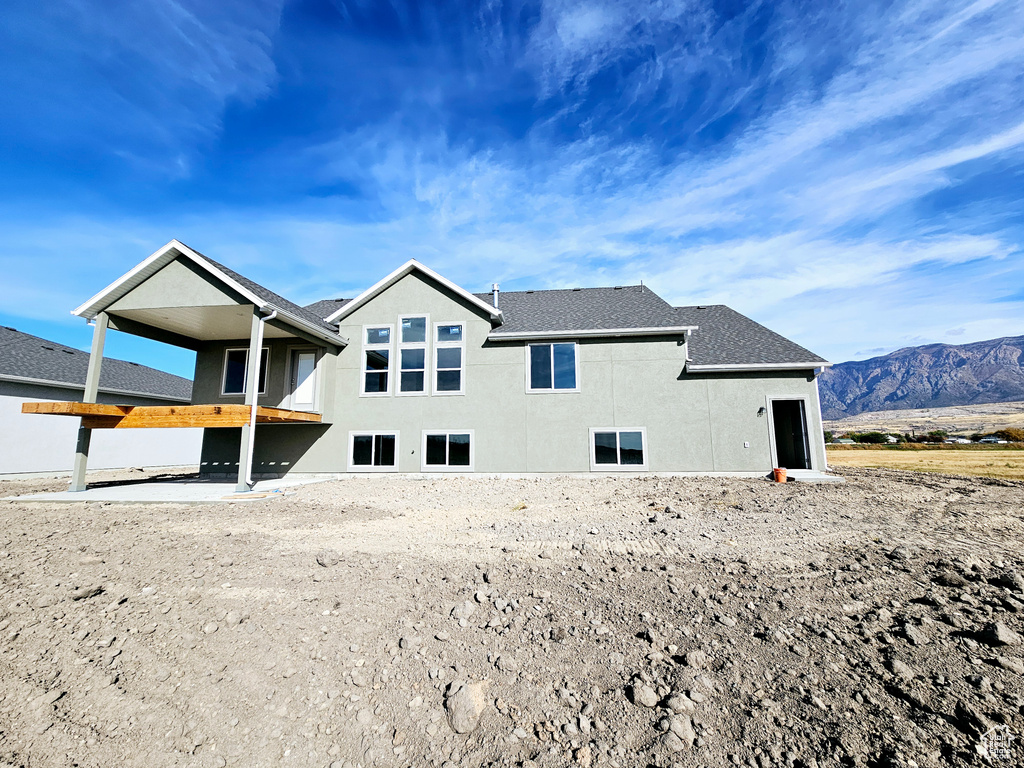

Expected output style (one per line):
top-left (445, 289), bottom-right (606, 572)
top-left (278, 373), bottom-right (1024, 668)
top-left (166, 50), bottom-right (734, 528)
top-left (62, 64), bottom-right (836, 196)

top-left (433, 323), bottom-right (465, 395)
top-left (349, 432), bottom-right (399, 471)
top-left (398, 315), bottom-right (428, 394)
top-left (421, 430), bottom-right (473, 471)
top-left (527, 342), bottom-right (578, 391)
top-left (361, 325), bottom-right (393, 396)
top-left (590, 428), bottom-right (647, 470)
top-left (221, 347), bottom-right (270, 396)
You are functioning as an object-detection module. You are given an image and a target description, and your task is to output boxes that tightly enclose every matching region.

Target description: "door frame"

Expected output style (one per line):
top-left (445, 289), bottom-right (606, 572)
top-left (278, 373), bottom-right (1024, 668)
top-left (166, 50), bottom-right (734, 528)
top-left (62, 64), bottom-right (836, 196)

top-left (284, 345), bottom-right (321, 412)
top-left (765, 395), bottom-right (816, 471)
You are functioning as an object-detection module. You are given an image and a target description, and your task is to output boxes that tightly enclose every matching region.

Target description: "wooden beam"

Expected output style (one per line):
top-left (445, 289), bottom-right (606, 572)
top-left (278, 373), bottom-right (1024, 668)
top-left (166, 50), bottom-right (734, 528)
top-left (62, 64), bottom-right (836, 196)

top-left (22, 402), bottom-right (321, 428)
top-left (22, 402), bottom-right (129, 417)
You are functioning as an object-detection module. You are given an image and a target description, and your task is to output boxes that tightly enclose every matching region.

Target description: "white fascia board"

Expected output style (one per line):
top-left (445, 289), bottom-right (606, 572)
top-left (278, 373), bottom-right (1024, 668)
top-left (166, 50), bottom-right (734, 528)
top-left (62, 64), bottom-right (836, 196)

top-left (325, 260), bottom-right (504, 325)
top-left (0, 373), bottom-right (192, 403)
top-left (686, 362), bottom-right (832, 372)
top-left (72, 239), bottom-right (346, 347)
top-left (487, 325), bottom-right (698, 341)
top-left (72, 239), bottom-right (267, 319)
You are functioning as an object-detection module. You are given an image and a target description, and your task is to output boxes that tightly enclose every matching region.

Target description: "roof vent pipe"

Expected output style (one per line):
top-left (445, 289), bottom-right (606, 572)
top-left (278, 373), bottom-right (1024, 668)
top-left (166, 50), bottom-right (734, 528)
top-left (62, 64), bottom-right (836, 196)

top-left (491, 283), bottom-right (499, 308)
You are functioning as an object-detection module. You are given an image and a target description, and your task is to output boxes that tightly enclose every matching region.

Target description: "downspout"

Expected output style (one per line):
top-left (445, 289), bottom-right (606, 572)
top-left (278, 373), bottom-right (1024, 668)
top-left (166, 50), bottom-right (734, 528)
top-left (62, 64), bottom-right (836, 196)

top-left (244, 308), bottom-right (277, 490)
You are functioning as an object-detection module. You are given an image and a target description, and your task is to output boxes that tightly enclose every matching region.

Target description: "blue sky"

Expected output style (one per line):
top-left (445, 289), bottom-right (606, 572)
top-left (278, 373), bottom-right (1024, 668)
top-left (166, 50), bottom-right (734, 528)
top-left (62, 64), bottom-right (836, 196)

top-left (1, 0), bottom-right (1022, 378)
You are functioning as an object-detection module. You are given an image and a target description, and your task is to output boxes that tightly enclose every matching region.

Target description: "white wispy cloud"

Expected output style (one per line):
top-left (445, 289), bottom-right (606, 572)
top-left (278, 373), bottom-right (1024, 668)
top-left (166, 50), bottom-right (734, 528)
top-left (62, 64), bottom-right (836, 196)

top-left (1, 0), bottom-right (1022, 369)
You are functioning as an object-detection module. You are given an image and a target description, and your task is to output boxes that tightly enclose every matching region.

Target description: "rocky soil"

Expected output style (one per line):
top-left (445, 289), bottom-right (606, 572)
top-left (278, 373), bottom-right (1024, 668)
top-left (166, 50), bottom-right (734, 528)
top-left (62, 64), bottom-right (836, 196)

top-left (0, 467), bottom-right (1022, 767)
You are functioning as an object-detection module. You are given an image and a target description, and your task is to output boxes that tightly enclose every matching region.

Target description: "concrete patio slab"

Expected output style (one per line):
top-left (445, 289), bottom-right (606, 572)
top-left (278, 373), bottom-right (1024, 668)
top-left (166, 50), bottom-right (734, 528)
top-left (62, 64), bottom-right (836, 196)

top-left (5, 476), bottom-right (328, 504)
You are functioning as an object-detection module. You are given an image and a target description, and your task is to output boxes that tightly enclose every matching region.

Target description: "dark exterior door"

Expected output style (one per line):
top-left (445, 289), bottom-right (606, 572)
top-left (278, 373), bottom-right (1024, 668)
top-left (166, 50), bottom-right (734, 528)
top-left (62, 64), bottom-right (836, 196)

top-left (771, 400), bottom-right (811, 469)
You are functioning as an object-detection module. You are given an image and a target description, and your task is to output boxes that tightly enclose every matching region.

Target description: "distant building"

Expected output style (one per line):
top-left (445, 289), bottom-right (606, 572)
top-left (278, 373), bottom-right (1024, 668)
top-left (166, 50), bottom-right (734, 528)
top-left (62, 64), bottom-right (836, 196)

top-left (0, 325), bottom-right (201, 475)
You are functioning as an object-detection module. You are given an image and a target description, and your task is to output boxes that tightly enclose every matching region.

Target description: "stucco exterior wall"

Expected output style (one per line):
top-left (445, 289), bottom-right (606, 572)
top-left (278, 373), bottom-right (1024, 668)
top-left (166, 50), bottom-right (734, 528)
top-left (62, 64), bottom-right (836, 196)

top-left (0, 382), bottom-right (202, 475)
top-left (193, 272), bottom-right (825, 475)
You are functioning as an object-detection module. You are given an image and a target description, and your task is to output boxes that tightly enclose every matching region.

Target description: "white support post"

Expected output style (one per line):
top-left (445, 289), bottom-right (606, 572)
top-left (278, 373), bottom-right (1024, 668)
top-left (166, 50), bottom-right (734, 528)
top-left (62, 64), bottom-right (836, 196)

top-left (69, 312), bottom-right (108, 492)
top-left (235, 308), bottom-right (264, 493)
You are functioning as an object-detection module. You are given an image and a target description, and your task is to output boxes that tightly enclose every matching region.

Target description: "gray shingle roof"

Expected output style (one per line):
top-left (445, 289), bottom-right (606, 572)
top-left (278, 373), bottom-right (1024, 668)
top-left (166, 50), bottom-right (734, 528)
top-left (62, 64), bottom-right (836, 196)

top-left (476, 285), bottom-right (685, 334)
top-left (304, 298), bottom-right (352, 319)
top-left (193, 251), bottom-right (341, 335)
top-left (674, 305), bottom-right (827, 367)
top-left (0, 325), bottom-right (192, 401)
top-left (306, 282), bottom-right (826, 368)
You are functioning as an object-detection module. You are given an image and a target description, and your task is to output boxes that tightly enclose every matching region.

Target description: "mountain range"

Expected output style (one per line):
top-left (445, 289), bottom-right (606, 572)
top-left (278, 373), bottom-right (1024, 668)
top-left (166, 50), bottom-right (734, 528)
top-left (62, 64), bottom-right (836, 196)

top-left (818, 335), bottom-right (1024, 420)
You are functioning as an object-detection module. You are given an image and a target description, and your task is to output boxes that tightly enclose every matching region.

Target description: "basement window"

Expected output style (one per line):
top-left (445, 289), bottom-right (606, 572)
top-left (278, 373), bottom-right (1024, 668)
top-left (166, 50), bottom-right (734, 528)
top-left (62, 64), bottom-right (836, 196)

top-left (221, 347), bottom-right (270, 396)
top-left (527, 342), bottom-right (578, 391)
top-left (422, 430), bottom-right (473, 471)
top-left (361, 325), bottom-right (393, 396)
top-left (349, 432), bottom-right (398, 471)
top-left (590, 428), bottom-right (647, 470)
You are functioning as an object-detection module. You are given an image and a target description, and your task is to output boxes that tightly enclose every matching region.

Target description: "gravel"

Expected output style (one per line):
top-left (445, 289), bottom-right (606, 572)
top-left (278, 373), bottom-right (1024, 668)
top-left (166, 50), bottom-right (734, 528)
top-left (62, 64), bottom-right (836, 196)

top-left (0, 465), bottom-right (1021, 766)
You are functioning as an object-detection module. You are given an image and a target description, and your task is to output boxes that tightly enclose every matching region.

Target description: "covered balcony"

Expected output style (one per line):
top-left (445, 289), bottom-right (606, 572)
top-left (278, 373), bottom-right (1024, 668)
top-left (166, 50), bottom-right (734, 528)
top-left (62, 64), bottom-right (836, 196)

top-left (23, 240), bottom-right (347, 493)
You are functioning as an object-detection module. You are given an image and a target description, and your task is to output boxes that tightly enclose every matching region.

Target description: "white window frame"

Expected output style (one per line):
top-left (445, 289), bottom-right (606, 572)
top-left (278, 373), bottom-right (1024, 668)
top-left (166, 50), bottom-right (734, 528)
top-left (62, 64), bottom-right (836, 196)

top-left (360, 324), bottom-right (394, 397)
top-left (397, 314), bottom-right (430, 397)
top-left (432, 321), bottom-right (465, 396)
top-left (347, 431), bottom-right (400, 472)
top-left (589, 427), bottom-right (649, 471)
top-left (420, 429), bottom-right (474, 472)
top-left (525, 341), bottom-right (580, 393)
top-left (220, 346), bottom-right (270, 397)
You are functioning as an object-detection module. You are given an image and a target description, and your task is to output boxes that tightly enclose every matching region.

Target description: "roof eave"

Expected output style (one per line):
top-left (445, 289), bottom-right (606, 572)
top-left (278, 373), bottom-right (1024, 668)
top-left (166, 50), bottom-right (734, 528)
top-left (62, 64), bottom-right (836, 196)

top-left (685, 362), bottom-right (832, 372)
top-left (487, 325), bottom-right (698, 341)
top-left (0, 373), bottom-right (192, 403)
top-left (72, 240), bottom-right (347, 348)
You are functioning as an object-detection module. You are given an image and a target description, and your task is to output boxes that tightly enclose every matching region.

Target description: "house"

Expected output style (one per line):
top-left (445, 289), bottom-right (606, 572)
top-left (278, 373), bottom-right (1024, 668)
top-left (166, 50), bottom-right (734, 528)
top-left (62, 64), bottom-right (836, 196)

top-left (834, 438), bottom-right (857, 445)
top-left (24, 241), bottom-right (831, 491)
top-left (0, 325), bottom-right (201, 475)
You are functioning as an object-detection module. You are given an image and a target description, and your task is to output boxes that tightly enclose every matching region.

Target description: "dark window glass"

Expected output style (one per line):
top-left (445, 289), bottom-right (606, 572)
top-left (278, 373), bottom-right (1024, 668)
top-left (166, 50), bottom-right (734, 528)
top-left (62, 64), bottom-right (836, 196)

top-left (619, 431), bottom-right (644, 465)
top-left (352, 435), bottom-right (373, 465)
top-left (594, 432), bottom-right (618, 464)
top-left (364, 349), bottom-right (389, 393)
top-left (436, 370), bottom-right (461, 391)
top-left (425, 434), bottom-right (447, 465)
top-left (366, 327), bottom-right (390, 344)
top-left (448, 434), bottom-right (471, 465)
top-left (401, 348), bottom-right (425, 370)
top-left (436, 347), bottom-right (461, 369)
top-left (401, 371), bottom-right (424, 392)
top-left (224, 350), bottom-right (247, 394)
top-left (400, 348), bottom-right (425, 393)
top-left (224, 348), bottom-right (269, 394)
top-left (257, 350), bottom-right (269, 392)
top-left (553, 343), bottom-right (576, 389)
top-left (437, 324), bottom-right (462, 343)
top-left (375, 434), bottom-right (396, 466)
top-left (401, 317), bottom-right (426, 344)
top-left (530, 344), bottom-right (551, 389)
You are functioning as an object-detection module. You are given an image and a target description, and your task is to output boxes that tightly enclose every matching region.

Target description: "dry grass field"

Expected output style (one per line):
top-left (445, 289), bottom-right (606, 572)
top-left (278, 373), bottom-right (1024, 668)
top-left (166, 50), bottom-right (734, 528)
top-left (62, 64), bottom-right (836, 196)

top-left (827, 446), bottom-right (1024, 479)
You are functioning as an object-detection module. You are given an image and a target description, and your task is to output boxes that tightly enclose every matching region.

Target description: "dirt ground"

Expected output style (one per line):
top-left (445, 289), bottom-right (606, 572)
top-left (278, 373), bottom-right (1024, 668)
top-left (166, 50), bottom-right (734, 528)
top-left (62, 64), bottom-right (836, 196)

top-left (1, 467), bottom-right (1022, 768)
top-left (827, 449), bottom-right (1024, 481)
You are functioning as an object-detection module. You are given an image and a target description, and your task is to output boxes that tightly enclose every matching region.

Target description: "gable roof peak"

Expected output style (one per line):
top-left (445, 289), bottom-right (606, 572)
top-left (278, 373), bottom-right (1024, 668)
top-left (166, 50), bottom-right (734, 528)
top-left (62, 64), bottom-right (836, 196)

top-left (324, 260), bottom-right (504, 325)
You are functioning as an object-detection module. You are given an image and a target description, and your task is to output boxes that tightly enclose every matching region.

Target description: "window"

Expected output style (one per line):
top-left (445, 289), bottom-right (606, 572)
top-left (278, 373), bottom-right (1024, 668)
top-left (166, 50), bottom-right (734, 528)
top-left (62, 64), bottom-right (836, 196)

top-left (421, 430), bottom-right (473, 471)
top-left (221, 347), bottom-right (270, 396)
top-left (590, 428), bottom-right (647, 470)
top-left (527, 343), bottom-right (578, 391)
top-left (361, 325), bottom-right (393, 395)
top-left (348, 432), bottom-right (399, 471)
top-left (398, 315), bottom-right (428, 394)
top-left (433, 323), bottom-right (465, 395)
